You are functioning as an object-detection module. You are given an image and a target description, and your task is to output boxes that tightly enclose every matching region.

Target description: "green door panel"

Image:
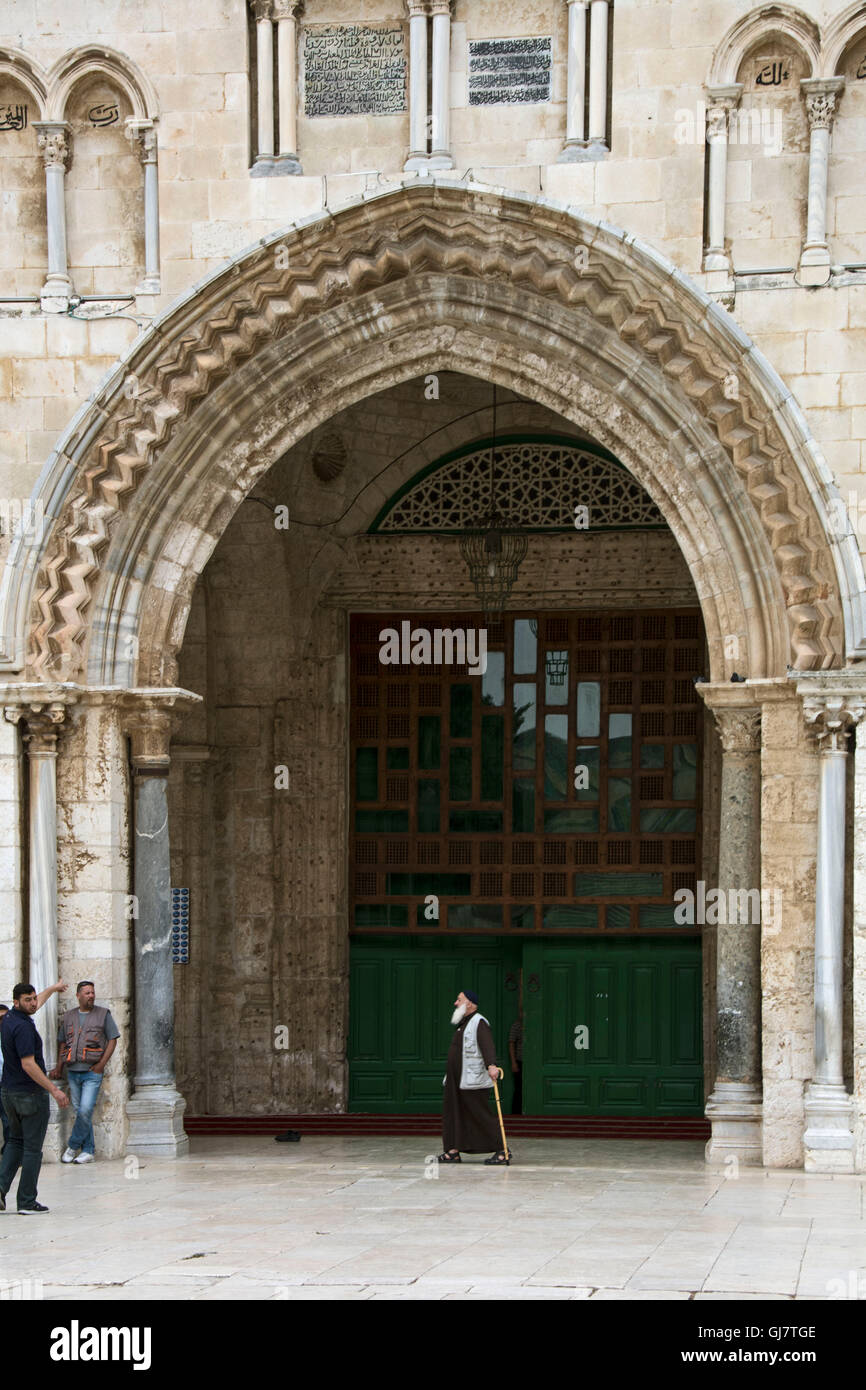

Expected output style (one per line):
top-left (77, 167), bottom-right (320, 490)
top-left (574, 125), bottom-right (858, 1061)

top-left (349, 935), bottom-right (522, 1114)
top-left (350, 936), bottom-right (702, 1117)
top-left (522, 938), bottom-right (703, 1116)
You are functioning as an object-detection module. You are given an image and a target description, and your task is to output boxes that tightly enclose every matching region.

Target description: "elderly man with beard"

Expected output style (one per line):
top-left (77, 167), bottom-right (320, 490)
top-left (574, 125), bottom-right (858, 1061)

top-left (438, 989), bottom-right (510, 1165)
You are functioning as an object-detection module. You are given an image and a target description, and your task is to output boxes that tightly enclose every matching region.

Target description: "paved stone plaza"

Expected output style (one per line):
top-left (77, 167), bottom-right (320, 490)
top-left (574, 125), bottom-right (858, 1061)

top-left (1, 1138), bottom-right (863, 1301)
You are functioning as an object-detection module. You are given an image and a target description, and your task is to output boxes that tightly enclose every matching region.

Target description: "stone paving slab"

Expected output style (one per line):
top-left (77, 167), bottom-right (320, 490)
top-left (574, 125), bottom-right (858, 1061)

top-left (0, 1136), bottom-right (863, 1301)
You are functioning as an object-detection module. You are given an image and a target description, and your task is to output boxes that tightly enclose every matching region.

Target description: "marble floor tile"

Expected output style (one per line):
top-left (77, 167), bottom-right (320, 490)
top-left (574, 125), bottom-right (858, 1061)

top-left (3, 1135), bottom-right (861, 1301)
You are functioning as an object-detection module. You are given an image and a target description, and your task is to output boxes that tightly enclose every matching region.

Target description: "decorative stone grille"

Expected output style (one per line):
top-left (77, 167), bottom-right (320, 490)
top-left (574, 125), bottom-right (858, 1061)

top-left (372, 440), bottom-right (667, 533)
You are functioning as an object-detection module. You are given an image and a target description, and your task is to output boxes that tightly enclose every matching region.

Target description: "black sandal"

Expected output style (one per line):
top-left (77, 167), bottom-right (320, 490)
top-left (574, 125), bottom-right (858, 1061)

top-left (484, 1151), bottom-right (511, 1165)
top-left (437, 1150), bottom-right (462, 1163)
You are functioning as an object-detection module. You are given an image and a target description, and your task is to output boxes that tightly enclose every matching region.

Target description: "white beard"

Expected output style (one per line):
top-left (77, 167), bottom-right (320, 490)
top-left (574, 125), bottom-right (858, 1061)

top-left (451, 1003), bottom-right (467, 1025)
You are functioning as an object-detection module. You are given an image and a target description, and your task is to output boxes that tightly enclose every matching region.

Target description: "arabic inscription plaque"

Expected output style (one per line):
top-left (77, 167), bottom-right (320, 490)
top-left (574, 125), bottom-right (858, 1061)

top-left (468, 37), bottom-right (552, 106)
top-left (304, 25), bottom-right (407, 118)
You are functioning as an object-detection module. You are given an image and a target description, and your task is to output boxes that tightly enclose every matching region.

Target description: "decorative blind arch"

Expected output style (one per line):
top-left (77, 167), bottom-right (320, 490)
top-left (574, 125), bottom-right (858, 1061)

top-left (370, 436), bottom-right (667, 534)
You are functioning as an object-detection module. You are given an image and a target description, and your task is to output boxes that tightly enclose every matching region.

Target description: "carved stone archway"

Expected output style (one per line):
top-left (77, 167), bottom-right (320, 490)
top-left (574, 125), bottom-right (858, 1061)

top-left (3, 180), bottom-right (863, 684)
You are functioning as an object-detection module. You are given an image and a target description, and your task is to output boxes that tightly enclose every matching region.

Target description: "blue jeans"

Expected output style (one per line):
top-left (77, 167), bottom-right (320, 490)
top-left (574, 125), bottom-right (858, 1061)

top-left (67, 1071), bottom-right (103, 1155)
top-left (0, 1088), bottom-right (50, 1209)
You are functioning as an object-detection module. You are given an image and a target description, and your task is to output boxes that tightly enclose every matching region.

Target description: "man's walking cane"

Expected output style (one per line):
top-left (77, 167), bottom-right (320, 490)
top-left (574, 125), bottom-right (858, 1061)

top-left (492, 1068), bottom-right (511, 1163)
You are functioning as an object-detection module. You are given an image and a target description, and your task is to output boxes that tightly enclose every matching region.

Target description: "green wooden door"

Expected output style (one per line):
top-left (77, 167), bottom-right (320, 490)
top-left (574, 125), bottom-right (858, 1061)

top-left (522, 938), bottom-right (703, 1116)
top-left (349, 935), bottom-right (522, 1113)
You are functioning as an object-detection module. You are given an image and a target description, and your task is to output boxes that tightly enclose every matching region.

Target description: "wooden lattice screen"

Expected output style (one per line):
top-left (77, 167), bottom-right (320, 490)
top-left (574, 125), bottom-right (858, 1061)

top-left (350, 610), bottom-right (704, 935)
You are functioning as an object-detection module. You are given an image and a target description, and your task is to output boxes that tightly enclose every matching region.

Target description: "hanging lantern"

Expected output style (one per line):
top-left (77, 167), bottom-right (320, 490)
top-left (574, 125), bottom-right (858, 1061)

top-left (459, 384), bottom-right (527, 617)
top-left (459, 510), bottom-right (528, 621)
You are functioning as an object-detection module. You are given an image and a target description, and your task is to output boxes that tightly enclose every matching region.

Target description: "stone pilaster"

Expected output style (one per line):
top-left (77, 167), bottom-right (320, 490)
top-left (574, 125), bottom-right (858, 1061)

top-left (126, 121), bottom-right (161, 296)
top-left (4, 699), bottom-right (67, 1158)
top-left (33, 122), bottom-right (72, 312)
top-left (404, 0), bottom-right (430, 171)
top-left (274, 0), bottom-right (304, 173)
top-left (0, 714), bottom-right (24, 995)
top-left (429, 0), bottom-right (454, 169)
top-left (250, 0), bottom-right (276, 175)
top-left (587, 0), bottom-right (610, 148)
top-left (698, 685), bottom-right (763, 1165)
top-left (124, 696), bottom-right (198, 1158)
top-left (796, 672), bottom-right (866, 1172)
top-left (558, 0), bottom-right (588, 161)
top-left (798, 78), bottom-right (844, 287)
top-left (703, 85), bottom-right (742, 290)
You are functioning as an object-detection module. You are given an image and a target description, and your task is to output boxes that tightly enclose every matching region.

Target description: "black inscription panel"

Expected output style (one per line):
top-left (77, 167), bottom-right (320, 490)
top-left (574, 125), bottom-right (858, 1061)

top-left (304, 25), bottom-right (407, 118)
top-left (469, 36), bottom-right (552, 106)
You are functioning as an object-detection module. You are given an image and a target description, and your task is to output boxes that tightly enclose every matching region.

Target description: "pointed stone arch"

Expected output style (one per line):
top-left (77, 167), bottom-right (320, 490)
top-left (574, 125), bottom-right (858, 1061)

top-left (708, 4), bottom-right (821, 85)
top-left (4, 181), bottom-right (863, 689)
top-left (46, 44), bottom-right (159, 122)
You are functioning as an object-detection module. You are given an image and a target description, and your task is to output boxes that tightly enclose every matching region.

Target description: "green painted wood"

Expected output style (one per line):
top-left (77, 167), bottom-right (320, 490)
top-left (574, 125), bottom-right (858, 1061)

top-left (349, 935), bottom-right (522, 1114)
top-left (522, 937), bottom-right (703, 1116)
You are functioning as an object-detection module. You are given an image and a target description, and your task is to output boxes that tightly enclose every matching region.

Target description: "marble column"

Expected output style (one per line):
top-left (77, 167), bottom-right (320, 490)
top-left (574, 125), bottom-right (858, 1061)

top-left (125, 708), bottom-right (188, 1157)
top-left (251, 0), bottom-right (275, 175)
top-left (587, 0), bottom-right (609, 148)
top-left (558, 0), bottom-right (588, 161)
top-left (126, 122), bottom-right (161, 295)
top-left (798, 678), bottom-right (866, 1171)
top-left (4, 702), bottom-right (67, 1158)
top-left (429, 0), bottom-right (454, 169)
top-left (0, 714), bottom-right (24, 992)
top-left (703, 85), bottom-right (742, 285)
top-left (33, 122), bottom-right (72, 312)
top-left (798, 78), bottom-right (844, 287)
top-left (701, 692), bottom-right (764, 1165)
top-left (404, 0), bottom-right (430, 171)
top-left (274, 0), bottom-right (303, 173)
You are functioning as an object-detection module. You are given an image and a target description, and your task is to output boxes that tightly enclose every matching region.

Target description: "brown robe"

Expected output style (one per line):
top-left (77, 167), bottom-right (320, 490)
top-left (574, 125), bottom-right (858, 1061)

top-left (442, 1012), bottom-right (503, 1154)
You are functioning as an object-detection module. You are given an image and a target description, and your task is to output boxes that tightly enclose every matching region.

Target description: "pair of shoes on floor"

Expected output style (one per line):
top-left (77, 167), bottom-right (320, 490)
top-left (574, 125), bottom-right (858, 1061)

top-left (484, 1151), bottom-right (512, 1165)
top-left (274, 1130), bottom-right (301, 1143)
top-left (437, 1150), bottom-right (461, 1163)
top-left (61, 1147), bottom-right (79, 1163)
top-left (73, 1152), bottom-right (94, 1164)
top-left (18, 1202), bottom-right (49, 1214)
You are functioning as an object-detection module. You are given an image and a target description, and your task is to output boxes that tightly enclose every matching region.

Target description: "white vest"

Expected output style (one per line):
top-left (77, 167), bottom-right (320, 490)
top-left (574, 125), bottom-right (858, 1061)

top-left (460, 1013), bottom-right (494, 1090)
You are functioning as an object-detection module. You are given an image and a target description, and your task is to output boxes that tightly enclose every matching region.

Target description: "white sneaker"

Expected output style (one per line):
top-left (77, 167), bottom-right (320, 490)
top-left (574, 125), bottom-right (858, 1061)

top-left (61, 1147), bottom-right (79, 1164)
top-left (73, 1152), bottom-right (94, 1164)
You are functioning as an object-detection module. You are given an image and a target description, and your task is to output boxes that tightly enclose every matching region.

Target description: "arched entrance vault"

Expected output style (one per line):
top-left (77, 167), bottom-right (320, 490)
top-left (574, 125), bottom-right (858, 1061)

top-left (8, 180), bottom-right (864, 684)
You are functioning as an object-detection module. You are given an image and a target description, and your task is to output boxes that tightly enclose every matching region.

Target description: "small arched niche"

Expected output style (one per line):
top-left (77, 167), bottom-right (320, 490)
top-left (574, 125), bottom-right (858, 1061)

top-left (827, 29), bottom-right (866, 268)
top-left (63, 73), bottom-right (143, 294)
top-left (0, 76), bottom-right (45, 294)
top-left (728, 33), bottom-right (811, 273)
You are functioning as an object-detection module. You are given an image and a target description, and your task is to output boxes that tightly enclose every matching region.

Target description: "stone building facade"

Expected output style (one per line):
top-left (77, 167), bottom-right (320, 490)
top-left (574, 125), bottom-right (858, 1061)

top-left (2, 0), bottom-right (866, 1172)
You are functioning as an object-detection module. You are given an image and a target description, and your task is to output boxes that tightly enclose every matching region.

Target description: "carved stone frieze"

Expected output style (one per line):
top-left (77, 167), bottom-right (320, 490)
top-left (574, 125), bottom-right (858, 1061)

top-left (24, 186), bottom-right (841, 680)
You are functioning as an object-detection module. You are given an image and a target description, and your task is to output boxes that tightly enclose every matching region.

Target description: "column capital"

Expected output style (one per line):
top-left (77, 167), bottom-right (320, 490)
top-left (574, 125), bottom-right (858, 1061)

top-left (5, 701), bottom-right (67, 753)
top-left (33, 121), bottom-right (72, 170)
top-left (712, 705), bottom-right (762, 755)
top-left (801, 76), bottom-right (845, 131)
top-left (127, 707), bottom-right (172, 770)
top-left (705, 85), bottom-right (743, 139)
top-left (430, 0), bottom-right (453, 14)
top-left (405, 0), bottom-right (430, 17)
top-left (125, 119), bottom-right (158, 164)
top-left (250, 0), bottom-right (274, 19)
top-left (794, 670), bottom-right (866, 750)
top-left (273, 0), bottom-right (303, 16)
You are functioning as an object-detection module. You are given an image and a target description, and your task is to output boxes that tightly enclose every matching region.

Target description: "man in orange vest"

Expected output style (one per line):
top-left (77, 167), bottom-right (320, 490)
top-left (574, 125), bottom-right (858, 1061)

top-left (50, 981), bottom-right (120, 1165)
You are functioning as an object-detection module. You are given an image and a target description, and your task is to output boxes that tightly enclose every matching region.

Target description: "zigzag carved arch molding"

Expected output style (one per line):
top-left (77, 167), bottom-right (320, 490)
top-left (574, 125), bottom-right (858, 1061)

top-left (6, 181), bottom-right (864, 684)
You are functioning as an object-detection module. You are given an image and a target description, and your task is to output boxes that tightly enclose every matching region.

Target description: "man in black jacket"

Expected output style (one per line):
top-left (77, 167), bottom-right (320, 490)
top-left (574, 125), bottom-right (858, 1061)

top-left (0, 981), bottom-right (69, 1214)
